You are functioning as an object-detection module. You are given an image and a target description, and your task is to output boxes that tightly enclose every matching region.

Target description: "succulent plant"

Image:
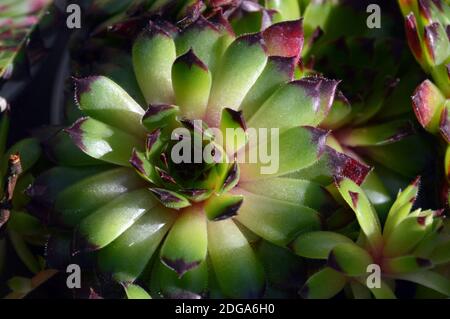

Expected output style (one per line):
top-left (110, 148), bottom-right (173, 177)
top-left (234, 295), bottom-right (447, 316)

top-left (293, 176), bottom-right (450, 299)
top-left (28, 14), bottom-right (378, 299)
top-left (0, 104), bottom-right (52, 298)
top-left (398, 0), bottom-right (450, 207)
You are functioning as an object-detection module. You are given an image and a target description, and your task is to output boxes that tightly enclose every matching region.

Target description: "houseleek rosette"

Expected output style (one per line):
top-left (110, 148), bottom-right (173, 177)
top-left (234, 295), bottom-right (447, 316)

top-left (293, 176), bottom-right (450, 299)
top-left (32, 17), bottom-right (371, 298)
top-left (398, 0), bottom-right (450, 206)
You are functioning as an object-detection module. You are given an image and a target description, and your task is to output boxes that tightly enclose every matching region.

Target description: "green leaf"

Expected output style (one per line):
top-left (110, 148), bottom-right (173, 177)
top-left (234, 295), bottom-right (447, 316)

top-left (240, 56), bottom-right (295, 120)
top-left (247, 77), bottom-right (338, 130)
top-left (235, 190), bottom-right (321, 246)
top-left (335, 177), bottom-right (383, 252)
top-left (66, 117), bottom-right (142, 166)
top-left (328, 242), bottom-right (373, 276)
top-left (160, 206), bottom-right (207, 277)
top-left (74, 76), bottom-right (146, 137)
top-left (239, 178), bottom-right (334, 212)
top-left (132, 24), bottom-right (176, 104)
top-left (383, 214), bottom-right (433, 258)
top-left (74, 189), bottom-right (157, 253)
top-left (54, 168), bottom-right (145, 227)
top-left (124, 284), bottom-right (151, 299)
top-left (207, 219), bottom-right (265, 298)
top-left (98, 205), bottom-right (175, 283)
top-left (175, 16), bottom-right (231, 75)
top-left (0, 0), bottom-right (50, 79)
top-left (172, 49), bottom-right (211, 119)
top-left (207, 33), bottom-right (268, 125)
top-left (205, 193), bottom-right (243, 221)
top-left (384, 256), bottom-right (432, 274)
top-left (291, 231), bottom-right (353, 259)
top-left (300, 267), bottom-right (347, 299)
top-left (150, 258), bottom-right (207, 299)
top-left (240, 126), bottom-right (328, 181)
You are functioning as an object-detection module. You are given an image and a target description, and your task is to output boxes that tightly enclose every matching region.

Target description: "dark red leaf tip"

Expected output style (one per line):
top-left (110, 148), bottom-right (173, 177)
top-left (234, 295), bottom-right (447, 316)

top-left (348, 191), bottom-right (359, 208)
top-left (161, 257), bottom-right (201, 278)
top-left (237, 32), bottom-right (266, 51)
top-left (269, 56), bottom-right (296, 80)
top-left (175, 48), bottom-right (208, 71)
top-left (64, 117), bottom-right (88, 152)
top-left (303, 126), bottom-right (329, 157)
top-left (129, 148), bottom-right (145, 175)
top-left (327, 147), bottom-right (371, 186)
top-left (213, 199), bottom-right (243, 221)
top-left (73, 76), bottom-right (99, 106)
top-left (143, 104), bottom-right (176, 120)
top-left (224, 108), bottom-right (247, 130)
top-left (417, 216), bottom-right (427, 226)
top-left (423, 22), bottom-right (441, 62)
top-left (263, 19), bottom-right (304, 61)
top-left (405, 14), bottom-right (423, 61)
top-left (412, 80), bottom-right (439, 128)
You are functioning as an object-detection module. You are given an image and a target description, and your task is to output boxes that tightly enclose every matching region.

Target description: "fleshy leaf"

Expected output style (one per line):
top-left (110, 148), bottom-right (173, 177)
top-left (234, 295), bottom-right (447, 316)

top-left (141, 104), bottom-right (179, 132)
top-left (205, 193), bottom-right (243, 221)
top-left (235, 189), bottom-right (321, 246)
top-left (334, 177), bottom-right (383, 253)
top-left (73, 76), bottom-right (146, 137)
top-left (383, 214), bottom-right (433, 257)
top-left (262, 19), bottom-right (303, 61)
top-left (412, 80), bottom-right (446, 134)
top-left (160, 206), bottom-right (207, 277)
top-left (54, 168), bottom-right (145, 227)
top-left (247, 77), bottom-right (338, 130)
top-left (291, 231), bottom-right (353, 260)
top-left (149, 188), bottom-right (191, 210)
top-left (207, 33), bottom-right (268, 125)
top-left (132, 23), bottom-right (176, 104)
top-left (74, 189), bottom-right (157, 253)
top-left (98, 205), bottom-right (175, 283)
top-left (207, 219), bottom-right (265, 298)
top-left (328, 242), bottom-right (374, 276)
top-left (172, 49), bottom-right (211, 119)
top-left (65, 117), bottom-right (142, 166)
top-left (240, 56), bottom-right (295, 120)
top-left (299, 267), bottom-right (347, 299)
top-left (240, 126), bottom-right (328, 181)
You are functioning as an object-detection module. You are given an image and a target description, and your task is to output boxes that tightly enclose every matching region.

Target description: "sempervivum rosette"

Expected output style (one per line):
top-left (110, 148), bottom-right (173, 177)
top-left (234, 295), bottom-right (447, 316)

top-left (293, 176), bottom-right (450, 299)
top-left (29, 16), bottom-right (371, 299)
top-left (398, 0), bottom-right (450, 207)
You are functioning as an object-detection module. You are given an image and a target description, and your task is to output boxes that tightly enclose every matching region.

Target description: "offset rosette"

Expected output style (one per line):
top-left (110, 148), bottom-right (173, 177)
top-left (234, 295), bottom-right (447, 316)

top-left (32, 17), bottom-right (371, 298)
top-left (294, 176), bottom-right (450, 299)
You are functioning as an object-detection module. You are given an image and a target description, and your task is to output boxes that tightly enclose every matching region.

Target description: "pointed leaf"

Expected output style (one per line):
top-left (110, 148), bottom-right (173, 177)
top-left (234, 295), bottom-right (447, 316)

top-left (172, 49), bottom-right (212, 119)
top-left (160, 206), bottom-right (207, 277)
top-left (207, 219), bottom-right (265, 298)
top-left (54, 168), bottom-right (145, 226)
top-left (74, 189), bottom-right (157, 253)
top-left (149, 188), bottom-right (191, 210)
top-left (291, 231), bottom-right (353, 259)
top-left (335, 177), bottom-right (383, 252)
top-left (328, 242), bottom-right (374, 276)
top-left (247, 77), bottom-right (338, 130)
top-left (235, 189), bottom-right (321, 245)
top-left (132, 23), bottom-right (176, 104)
top-left (74, 76), bottom-right (146, 137)
top-left (205, 193), bottom-right (243, 221)
top-left (98, 205), bottom-right (175, 283)
top-left (65, 117), bottom-right (142, 166)
top-left (299, 267), bottom-right (347, 299)
top-left (207, 33), bottom-right (268, 125)
top-left (240, 56), bottom-right (295, 120)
